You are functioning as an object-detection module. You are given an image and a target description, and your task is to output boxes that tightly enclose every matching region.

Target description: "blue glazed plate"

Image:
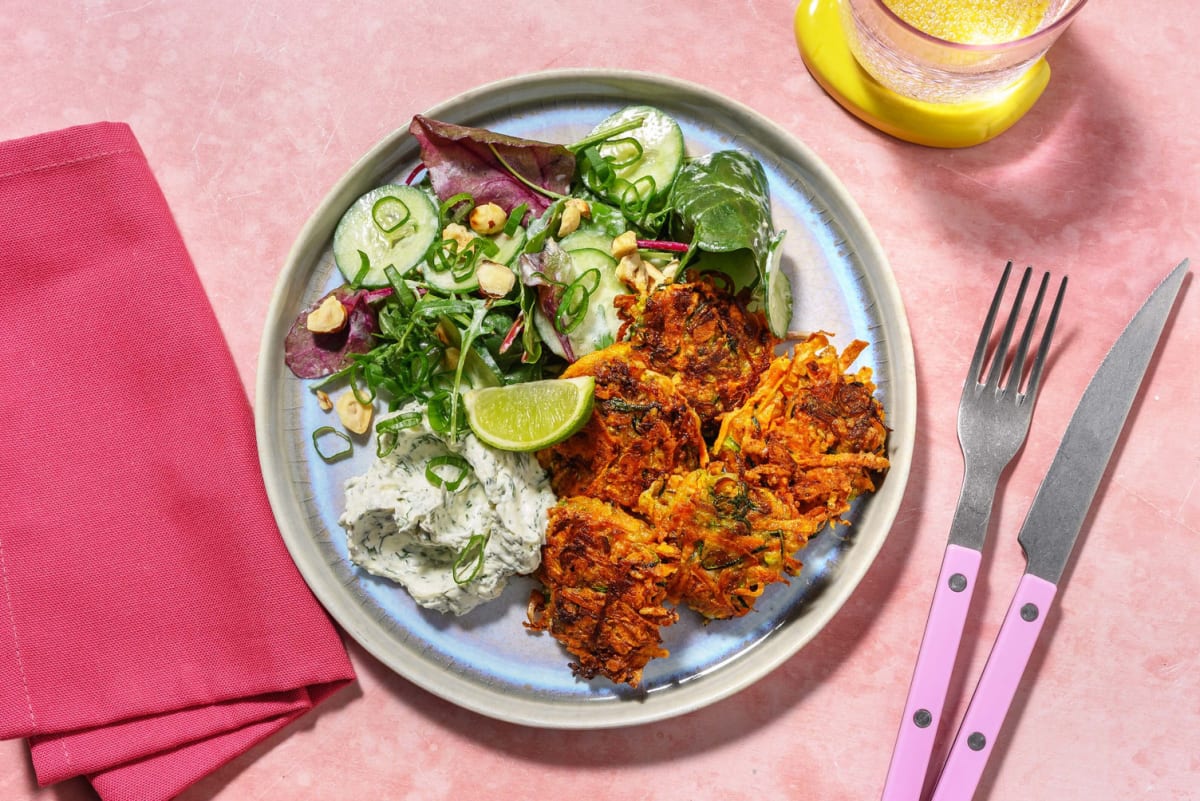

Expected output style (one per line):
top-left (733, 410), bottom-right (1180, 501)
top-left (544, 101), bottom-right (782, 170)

top-left (256, 70), bottom-right (915, 728)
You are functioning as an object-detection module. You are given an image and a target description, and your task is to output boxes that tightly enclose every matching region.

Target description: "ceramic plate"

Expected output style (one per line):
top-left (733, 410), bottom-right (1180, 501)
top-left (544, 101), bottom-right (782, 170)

top-left (256, 69), bottom-right (915, 728)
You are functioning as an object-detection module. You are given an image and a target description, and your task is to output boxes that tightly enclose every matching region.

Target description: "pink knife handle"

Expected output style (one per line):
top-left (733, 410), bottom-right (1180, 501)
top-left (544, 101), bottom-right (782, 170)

top-left (930, 573), bottom-right (1058, 801)
top-left (881, 544), bottom-right (982, 801)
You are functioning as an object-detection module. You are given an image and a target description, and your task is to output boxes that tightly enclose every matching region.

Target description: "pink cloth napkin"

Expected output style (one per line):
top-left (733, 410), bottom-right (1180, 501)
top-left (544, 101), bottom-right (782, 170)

top-left (0, 122), bottom-right (356, 800)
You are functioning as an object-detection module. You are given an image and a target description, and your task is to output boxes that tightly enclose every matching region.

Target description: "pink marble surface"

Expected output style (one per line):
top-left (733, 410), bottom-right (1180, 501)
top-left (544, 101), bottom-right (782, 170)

top-left (3, 1), bottom-right (1197, 799)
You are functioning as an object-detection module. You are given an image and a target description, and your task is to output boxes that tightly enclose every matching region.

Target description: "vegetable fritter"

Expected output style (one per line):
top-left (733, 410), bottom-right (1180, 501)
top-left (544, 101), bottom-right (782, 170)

top-left (536, 342), bottom-right (706, 510)
top-left (526, 496), bottom-right (679, 687)
top-left (534, 279), bottom-right (891, 684)
top-left (616, 279), bottom-right (780, 439)
top-left (638, 465), bottom-right (820, 620)
top-left (713, 332), bottom-right (890, 526)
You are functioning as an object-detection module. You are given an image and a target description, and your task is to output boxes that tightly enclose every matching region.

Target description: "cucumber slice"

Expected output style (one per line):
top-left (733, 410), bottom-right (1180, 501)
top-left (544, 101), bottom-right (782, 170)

top-left (532, 247), bottom-right (628, 361)
top-left (764, 232), bottom-right (792, 337)
top-left (491, 226), bottom-right (526, 266)
top-left (558, 229), bottom-right (613, 254)
top-left (423, 226), bottom-right (527, 294)
top-left (332, 184), bottom-right (437, 287)
top-left (583, 105), bottom-right (684, 207)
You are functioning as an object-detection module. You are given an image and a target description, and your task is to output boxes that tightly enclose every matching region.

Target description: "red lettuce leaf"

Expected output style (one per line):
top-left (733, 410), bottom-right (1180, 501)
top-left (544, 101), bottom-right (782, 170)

top-left (409, 115), bottom-right (575, 216)
top-left (518, 240), bottom-right (577, 362)
top-left (284, 286), bottom-right (390, 379)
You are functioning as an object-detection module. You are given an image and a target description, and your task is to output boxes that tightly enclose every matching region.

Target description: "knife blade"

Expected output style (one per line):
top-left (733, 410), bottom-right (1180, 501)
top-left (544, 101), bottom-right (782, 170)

top-left (1020, 257), bottom-right (1188, 582)
top-left (929, 258), bottom-right (1189, 801)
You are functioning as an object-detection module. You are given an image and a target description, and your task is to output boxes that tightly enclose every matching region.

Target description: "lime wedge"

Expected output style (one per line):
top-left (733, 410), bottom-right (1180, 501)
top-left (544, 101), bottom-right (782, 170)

top-left (462, 377), bottom-right (595, 452)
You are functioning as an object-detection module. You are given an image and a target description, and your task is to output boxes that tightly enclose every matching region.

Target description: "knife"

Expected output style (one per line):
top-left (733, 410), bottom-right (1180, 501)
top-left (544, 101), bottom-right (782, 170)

top-left (928, 258), bottom-right (1189, 801)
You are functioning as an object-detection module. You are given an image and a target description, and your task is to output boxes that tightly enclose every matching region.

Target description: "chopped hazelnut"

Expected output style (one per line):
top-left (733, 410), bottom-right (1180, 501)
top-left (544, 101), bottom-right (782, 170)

top-left (616, 253), bottom-right (647, 294)
top-left (557, 198), bottom-right (591, 237)
top-left (476, 259), bottom-right (516, 298)
top-left (468, 203), bottom-right (507, 235)
top-left (611, 230), bottom-right (639, 259)
top-left (615, 251), bottom-right (665, 295)
top-left (305, 294), bottom-right (348, 334)
top-left (442, 222), bottom-right (475, 249)
top-left (644, 263), bottom-right (666, 293)
top-left (335, 391), bottom-right (373, 435)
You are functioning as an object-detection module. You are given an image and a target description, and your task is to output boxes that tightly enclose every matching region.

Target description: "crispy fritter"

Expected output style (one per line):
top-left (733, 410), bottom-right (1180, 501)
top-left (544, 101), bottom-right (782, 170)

top-left (536, 342), bottom-right (706, 510)
top-left (534, 287), bottom-right (891, 682)
top-left (616, 279), bottom-right (780, 439)
top-left (713, 332), bottom-right (890, 526)
top-left (639, 465), bottom-right (821, 620)
top-left (527, 496), bottom-right (679, 686)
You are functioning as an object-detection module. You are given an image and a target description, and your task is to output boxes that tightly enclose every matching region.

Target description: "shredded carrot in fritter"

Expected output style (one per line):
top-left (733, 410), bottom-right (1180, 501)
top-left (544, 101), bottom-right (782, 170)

top-left (531, 282), bottom-right (891, 682)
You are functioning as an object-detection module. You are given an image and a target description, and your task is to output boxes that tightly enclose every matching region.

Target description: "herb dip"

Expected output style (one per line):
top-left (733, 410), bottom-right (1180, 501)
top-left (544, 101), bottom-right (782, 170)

top-left (340, 409), bottom-right (556, 615)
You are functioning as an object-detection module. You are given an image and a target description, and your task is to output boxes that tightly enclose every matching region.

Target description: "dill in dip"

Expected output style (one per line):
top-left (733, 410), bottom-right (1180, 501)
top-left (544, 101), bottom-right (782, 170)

top-left (339, 408), bottom-right (556, 615)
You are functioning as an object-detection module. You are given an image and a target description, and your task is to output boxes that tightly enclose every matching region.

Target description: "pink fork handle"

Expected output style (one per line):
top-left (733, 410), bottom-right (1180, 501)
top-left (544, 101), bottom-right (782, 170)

top-left (930, 574), bottom-right (1058, 801)
top-left (881, 544), bottom-right (982, 801)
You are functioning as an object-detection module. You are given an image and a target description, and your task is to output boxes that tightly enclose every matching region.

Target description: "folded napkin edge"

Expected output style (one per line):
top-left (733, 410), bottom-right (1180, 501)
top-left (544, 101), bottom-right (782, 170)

top-left (0, 121), bottom-right (141, 182)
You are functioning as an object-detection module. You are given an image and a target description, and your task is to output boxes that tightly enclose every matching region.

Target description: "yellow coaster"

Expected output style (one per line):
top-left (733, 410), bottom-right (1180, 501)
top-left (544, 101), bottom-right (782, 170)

top-left (794, 0), bottom-right (1049, 148)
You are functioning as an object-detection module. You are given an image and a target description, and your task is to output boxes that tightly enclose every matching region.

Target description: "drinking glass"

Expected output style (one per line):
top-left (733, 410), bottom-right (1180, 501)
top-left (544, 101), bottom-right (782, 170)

top-left (840, 0), bottom-right (1089, 104)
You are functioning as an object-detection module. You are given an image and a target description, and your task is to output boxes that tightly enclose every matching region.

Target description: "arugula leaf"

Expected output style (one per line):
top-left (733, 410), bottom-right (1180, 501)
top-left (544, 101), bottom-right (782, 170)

top-left (669, 150), bottom-right (791, 335)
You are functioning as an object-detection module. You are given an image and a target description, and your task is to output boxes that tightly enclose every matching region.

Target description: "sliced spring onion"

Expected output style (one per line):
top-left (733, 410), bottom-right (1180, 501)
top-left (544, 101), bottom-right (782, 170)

top-left (348, 365), bottom-right (376, 405)
top-left (350, 250), bottom-right (372, 288)
top-left (603, 136), bottom-right (644, 169)
top-left (616, 175), bottom-right (657, 217)
top-left (371, 195), bottom-right (411, 234)
top-left (312, 426), bottom-right (353, 462)
top-left (439, 192), bottom-right (474, 225)
top-left (425, 454), bottom-right (471, 492)
top-left (383, 264), bottom-right (418, 309)
top-left (374, 411), bottom-right (422, 457)
top-left (503, 202), bottom-right (528, 236)
top-left (452, 533), bottom-right (490, 586)
top-left (555, 267), bottom-right (600, 334)
top-left (427, 238), bottom-right (458, 274)
top-left (567, 116), bottom-right (645, 153)
top-left (426, 389), bottom-right (467, 436)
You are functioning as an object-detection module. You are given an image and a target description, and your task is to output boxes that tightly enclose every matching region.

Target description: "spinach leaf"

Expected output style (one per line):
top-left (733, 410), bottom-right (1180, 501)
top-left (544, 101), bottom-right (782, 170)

top-left (669, 150), bottom-right (791, 335)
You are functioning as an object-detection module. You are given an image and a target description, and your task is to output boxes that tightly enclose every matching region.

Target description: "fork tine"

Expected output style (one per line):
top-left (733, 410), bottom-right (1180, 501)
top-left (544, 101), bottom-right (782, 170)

top-left (983, 265), bottom-right (1032, 389)
top-left (968, 261), bottom-right (1013, 385)
top-left (1005, 271), bottom-right (1050, 395)
top-left (1024, 275), bottom-right (1068, 399)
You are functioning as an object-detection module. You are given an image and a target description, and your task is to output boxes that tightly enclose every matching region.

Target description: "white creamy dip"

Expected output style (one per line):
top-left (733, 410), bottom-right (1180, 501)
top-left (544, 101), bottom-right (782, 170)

top-left (339, 408), bottom-right (556, 615)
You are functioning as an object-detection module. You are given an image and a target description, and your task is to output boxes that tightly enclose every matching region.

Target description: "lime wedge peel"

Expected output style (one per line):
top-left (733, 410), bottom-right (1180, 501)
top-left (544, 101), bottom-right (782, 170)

top-left (462, 377), bottom-right (595, 452)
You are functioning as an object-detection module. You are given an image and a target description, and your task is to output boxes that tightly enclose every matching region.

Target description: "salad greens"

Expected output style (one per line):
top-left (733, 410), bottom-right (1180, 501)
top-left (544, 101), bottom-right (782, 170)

top-left (286, 104), bottom-right (791, 450)
top-left (669, 150), bottom-right (790, 314)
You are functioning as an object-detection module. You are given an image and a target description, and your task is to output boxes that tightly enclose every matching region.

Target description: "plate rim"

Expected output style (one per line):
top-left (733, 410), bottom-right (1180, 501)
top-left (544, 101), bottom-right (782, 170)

top-left (255, 67), bottom-right (916, 729)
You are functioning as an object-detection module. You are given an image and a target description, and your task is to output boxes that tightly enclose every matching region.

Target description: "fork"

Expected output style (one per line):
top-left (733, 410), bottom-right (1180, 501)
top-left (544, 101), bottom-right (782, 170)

top-left (880, 262), bottom-right (1066, 801)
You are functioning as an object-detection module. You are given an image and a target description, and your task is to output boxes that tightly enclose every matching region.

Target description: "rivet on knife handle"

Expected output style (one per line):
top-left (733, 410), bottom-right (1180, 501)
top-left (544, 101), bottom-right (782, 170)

top-left (928, 575), bottom-right (1057, 801)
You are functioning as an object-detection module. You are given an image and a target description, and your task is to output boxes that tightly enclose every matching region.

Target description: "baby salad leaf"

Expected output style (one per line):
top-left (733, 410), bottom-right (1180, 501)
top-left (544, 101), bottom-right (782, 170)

top-left (284, 286), bottom-right (390, 379)
top-left (410, 115), bottom-right (576, 216)
top-left (669, 150), bottom-right (791, 336)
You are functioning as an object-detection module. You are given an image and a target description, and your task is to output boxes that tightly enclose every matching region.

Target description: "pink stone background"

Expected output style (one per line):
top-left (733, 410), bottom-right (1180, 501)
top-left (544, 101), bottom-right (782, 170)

top-left (2, 1), bottom-right (1197, 800)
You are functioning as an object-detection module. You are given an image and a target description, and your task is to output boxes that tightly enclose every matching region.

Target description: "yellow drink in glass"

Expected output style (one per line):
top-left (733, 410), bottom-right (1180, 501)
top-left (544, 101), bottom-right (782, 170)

top-left (883, 0), bottom-right (1052, 45)
top-left (839, 0), bottom-right (1086, 104)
